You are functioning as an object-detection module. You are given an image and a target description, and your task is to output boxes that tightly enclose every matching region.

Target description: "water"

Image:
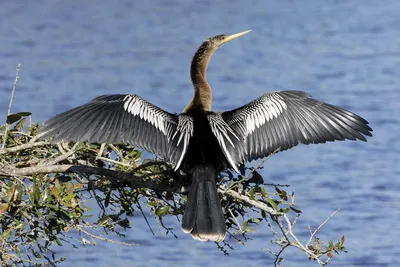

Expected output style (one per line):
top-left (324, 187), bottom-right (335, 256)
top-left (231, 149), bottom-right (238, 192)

top-left (1, 1), bottom-right (399, 266)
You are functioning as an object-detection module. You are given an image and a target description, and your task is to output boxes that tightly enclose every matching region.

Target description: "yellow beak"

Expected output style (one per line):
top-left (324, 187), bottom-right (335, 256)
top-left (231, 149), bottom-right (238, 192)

top-left (222, 30), bottom-right (252, 44)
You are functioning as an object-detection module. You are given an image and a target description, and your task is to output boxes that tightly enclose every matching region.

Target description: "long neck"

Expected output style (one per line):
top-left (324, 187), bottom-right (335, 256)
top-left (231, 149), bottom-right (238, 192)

top-left (184, 42), bottom-right (216, 112)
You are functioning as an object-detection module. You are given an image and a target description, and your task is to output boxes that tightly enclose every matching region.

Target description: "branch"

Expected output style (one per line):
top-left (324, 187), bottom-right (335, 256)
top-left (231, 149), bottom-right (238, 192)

top-left (0, 141), bottom-right (50, 155)
top-left (2, 164), bottom-right (187, 193)
top-left (76, 225), bottom-right (138, 246)
top-left (307, 209), bottom-right (340, 246)
top-left (1, 64), bottom-right (21, 150)
top-left (39, 142), bottom-right (80, 166)
top-left (219, 187), bottom-right (281, 216)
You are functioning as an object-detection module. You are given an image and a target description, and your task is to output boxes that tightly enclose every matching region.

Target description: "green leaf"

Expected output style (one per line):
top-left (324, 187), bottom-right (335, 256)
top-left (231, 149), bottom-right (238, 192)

top-left (0, 203), bottom-right (9, 214)
top-left (242, 220), bottom-right (248, 230)
top-left (250, 218), bottom-right (262, 223)
top-left (147, 201), bottom-right (159, 207)
top-left (276, 187), bottom-right (288, 201)
top-left (62, 194), bottom-right (76, 202)
top-left (275, 186), bottom-right (282, 194)
top-left (117, 218), bottom-right (130, 228)
top-left (104, 190), bottom-right (112, 207)
top-left (250, 170), bottom-right (264, 184)
top-left (14, 223), bottom-right (26, 230)
top-left (13, 117), bottom-right (26, 130)
top-left (55, 238), bottom-right (62, 246)
top-left (50, 186), bottom-right (59, 200)
top-left (260, 186), bottom-right (267, 197)
top-left (33, 184), bottom-right (40, 203)
top-left (155, 205), bottom-right (170, 216)
top-left (278, 208), bottom-right (290, 213)
top-left (2, 228), bottom-right (11, 239)
top-left (266, 196), bottom-right (278, 210)
top-left (15, 245), bottom-right (21, 256)
top-left (45, 203), bottom-right (60, 211)
top-left (248, 188), bottom-right (255, 199)
top-left (289, 206), bottom-right (302, 213)
top-left (6, 114), bottom-right (22, 124)
top-left (15, 111), bottom-right (32, 116)
top-left (65, 182), bottom-right (74, 195)
top-left (97, 216), bottom-right (111, 226)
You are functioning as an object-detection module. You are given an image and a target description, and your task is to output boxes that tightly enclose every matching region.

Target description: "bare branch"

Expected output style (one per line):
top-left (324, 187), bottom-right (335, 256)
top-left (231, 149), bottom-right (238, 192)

top-left (39, 142), bottom-right (80, 166)
top-left (108, 144), bottom-right (124, 160)
top-left (1, 64), bottom-right (21, 150)
top-left (274, 243), bottom-right (289, 267)
top-left (96, 156), bottom-right (133, 168)
top-left (7, 64), bottom-right (21, 116)
top-left (96, 143), bottom-right (106, 159)
top-left (245, 148), bottom-right (280, 179)
top-left (0, 141), bottom-right (50, 155)
top-left (307, 208), bottom-right (340, 246)
top-left (219, 187), bottom-right (281, 216)
top-left (228, 208), bottom-right (243, 232)
top-left (76, 225), bottom-right (138, 246)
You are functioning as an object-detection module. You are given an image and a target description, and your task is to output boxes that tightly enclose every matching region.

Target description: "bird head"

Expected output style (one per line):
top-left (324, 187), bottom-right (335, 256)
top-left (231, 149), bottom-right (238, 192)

top-left (206, 30), bottom-right (252, 48)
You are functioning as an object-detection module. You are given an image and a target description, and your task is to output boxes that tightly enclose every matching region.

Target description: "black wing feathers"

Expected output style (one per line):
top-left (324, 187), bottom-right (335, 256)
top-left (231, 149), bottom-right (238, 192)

top-left (40, 94), bottom-right (192, 168)
top-left (215, 90), bottom-right (372, 169)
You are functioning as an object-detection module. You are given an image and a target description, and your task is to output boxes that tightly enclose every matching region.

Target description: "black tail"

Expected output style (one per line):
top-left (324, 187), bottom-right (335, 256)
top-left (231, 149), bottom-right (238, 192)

top-left (181, 164), bottom-right (226, 242)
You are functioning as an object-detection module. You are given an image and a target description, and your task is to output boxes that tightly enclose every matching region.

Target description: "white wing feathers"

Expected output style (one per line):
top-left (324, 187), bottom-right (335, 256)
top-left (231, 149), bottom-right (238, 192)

top-left (40, 94), bottom-right (194, 169)
top-left (207, 115), bottom-right (241, 173)
top-left (209, 90), bottom-right (372, 172)
top-left (41, 91), bottom-right (372, 174)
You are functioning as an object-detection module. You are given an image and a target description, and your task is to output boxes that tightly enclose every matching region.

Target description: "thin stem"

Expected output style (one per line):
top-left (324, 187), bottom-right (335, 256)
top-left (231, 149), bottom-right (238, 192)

top-left (8, 64), bottom-right (21, 116)
top-left (307, 208), bottom-right (340, 246)
top-left (228, 207), bottom-right (243, 232)
top-left (1, 64), bottom-right (21, 150)
top-left (76, 225), bottom-right (138, 246)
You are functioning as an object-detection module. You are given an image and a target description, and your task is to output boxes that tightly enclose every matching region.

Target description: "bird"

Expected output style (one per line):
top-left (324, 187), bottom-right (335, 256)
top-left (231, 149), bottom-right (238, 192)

top-left (40, 30), bottom-right (372, 242)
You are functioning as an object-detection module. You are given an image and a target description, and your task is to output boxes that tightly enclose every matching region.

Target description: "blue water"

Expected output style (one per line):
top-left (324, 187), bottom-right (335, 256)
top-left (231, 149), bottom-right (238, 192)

top-left (1, 1), bottom-right (399, 266)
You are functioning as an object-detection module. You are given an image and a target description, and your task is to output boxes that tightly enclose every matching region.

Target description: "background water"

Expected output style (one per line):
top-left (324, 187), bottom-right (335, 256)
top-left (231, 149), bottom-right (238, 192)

top-left (1, 0), bottom-right (399, 266)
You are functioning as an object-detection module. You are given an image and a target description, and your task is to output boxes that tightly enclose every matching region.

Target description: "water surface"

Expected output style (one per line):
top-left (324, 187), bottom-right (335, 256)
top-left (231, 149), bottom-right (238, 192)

top-left (1, 1), bottom-right (399, 266)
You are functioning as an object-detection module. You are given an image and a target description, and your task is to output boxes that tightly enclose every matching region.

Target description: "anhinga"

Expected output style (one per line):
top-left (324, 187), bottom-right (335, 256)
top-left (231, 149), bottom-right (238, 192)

top-left (40, 30), bottom-right (372, 242)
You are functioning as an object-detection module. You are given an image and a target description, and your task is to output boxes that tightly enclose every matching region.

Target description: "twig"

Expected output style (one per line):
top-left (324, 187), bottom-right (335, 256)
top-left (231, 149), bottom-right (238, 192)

top-left (137, 201), bottom-right (155, 235)
top-left (1, 64), bottom-right (21, 150)
top-left (76, 225), bottom-right (138, 246)
top-left (282, 215), bottom-right (325, 265)
top-left (307, 208), bottom-right (340, 246)
top-left (96, 143), bottom-right (106, 159)
top-left (96, 157), bottom-right (133, 168)
top-left (0, 141), bottom-right (50, 155)
top-left (108, 144), bottom-right (124, 159)
top-left (39, 142), bottom-right (80, 166)
top-left (7, 64), bottom-right (20, 116)
top-left (57, 143), bottom-right (67, 154)
top-left (219, 187), bottom-right (281, 216)
top-left (274, 215), bottom-right (293, 247)
top-left (228, 207), bottom-right (243, 232)
top-left (274, 243), bottom-right (289, 267)
top-left (245, 148), bottom-right (280, 179)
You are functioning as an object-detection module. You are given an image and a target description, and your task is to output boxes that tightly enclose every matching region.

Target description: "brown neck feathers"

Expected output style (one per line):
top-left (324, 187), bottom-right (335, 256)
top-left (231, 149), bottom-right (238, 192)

top-left (184, 41), bottom-right (216, 112)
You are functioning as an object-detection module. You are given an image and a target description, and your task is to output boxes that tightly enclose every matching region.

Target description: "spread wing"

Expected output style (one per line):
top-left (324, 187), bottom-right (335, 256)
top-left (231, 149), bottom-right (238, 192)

top-left (40, 94), bottom-right (193, 169)
top-left (207, 90), bottom-right (372, 172)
